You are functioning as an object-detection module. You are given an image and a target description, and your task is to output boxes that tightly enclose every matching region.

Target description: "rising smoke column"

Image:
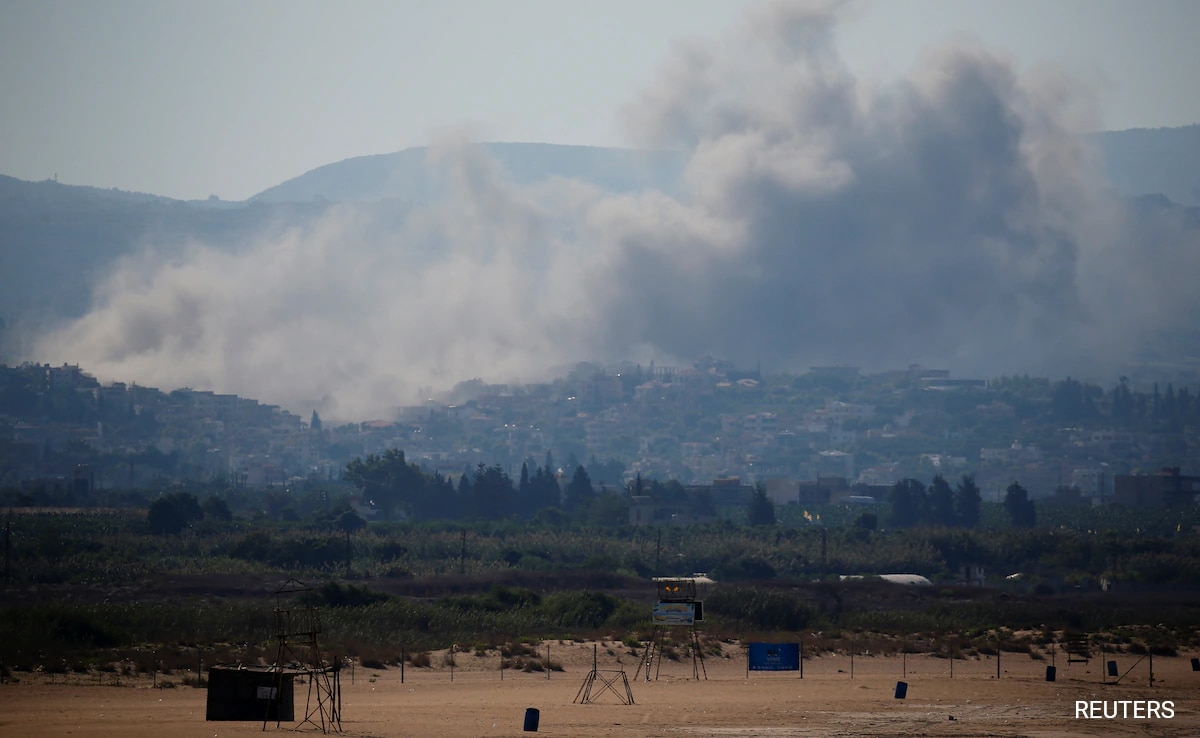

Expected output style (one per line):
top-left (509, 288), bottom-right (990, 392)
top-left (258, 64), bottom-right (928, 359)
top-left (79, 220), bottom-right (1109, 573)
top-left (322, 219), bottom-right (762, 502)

top-left (589, 0), bottom-right (1141, 374)
top-left (31, 140), bottom-right (599, 420)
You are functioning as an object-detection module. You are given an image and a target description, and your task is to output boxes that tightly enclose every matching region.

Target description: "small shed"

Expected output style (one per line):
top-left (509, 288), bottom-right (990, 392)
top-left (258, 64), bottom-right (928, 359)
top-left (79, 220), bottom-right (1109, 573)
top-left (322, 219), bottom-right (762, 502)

top-left (205, 665), bottom-right (296, 722)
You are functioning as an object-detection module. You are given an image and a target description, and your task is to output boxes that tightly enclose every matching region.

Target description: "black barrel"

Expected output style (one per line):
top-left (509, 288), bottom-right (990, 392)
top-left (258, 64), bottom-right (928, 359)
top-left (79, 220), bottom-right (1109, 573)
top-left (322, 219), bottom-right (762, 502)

top-left (523, 707), bottom-right (540, 732)
top-left (1191, 657), bottom-right (1199, 671)
top-left (894, 681), bottom-right (908, 699)
top-left (1045, 666), bottom-right (1056, 682)
top-left (1107, 661), bottom-right (1118, 677)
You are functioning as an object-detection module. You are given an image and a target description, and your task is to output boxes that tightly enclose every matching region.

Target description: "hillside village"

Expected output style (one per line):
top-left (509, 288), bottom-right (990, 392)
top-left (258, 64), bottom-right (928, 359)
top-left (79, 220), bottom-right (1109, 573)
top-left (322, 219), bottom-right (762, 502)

top-left (2, 359), bottom-right (1197, 515)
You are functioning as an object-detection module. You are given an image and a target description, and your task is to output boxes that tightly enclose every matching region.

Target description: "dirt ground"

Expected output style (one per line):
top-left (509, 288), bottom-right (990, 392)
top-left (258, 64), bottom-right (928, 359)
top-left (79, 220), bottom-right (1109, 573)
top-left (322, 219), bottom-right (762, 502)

top-left (3, 642), bottom-right (1198, 737)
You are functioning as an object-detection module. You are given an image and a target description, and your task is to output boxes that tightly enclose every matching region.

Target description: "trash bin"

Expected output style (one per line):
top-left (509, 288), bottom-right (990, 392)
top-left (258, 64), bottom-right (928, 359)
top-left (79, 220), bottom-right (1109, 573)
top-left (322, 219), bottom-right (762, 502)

top-left (1045, 666), bottom-right (1056, 682)
top-left (1107, 661), bottom-right (1118, 677)
top-left (523, 707), bottom-right (540, 732)
top-left (894, 681), bottom-right (907, 699)
top-left (1191, 657), bottom-right (1199, 672)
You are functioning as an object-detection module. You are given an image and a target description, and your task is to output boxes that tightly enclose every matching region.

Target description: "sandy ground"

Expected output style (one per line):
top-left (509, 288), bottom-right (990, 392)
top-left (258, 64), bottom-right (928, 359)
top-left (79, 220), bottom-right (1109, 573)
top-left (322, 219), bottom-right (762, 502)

top-left (3, 643), bottom-right (1199, 738)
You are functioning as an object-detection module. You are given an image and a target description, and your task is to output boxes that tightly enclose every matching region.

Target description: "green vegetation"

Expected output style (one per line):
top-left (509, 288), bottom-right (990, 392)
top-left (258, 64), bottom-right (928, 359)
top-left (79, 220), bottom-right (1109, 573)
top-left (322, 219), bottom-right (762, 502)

top-left (2, 494), bottom-right (1199, 676)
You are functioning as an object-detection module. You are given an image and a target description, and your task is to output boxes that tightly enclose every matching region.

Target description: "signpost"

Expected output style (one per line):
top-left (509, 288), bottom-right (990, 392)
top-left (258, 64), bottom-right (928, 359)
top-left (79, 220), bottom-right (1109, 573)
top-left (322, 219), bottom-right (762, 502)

top-left (747, 643), bottom-right (801, 672)
top-left (652, 601), bottom-right (697, 626)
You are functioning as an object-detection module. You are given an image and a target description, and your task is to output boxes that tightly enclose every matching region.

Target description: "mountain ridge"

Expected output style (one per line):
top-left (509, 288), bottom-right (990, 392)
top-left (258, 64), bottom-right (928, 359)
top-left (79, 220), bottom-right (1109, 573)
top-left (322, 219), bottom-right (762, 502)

top-left (3, 126), bottom-right (1197, 208)
top-left (247, 141), bottom-right (688, 204)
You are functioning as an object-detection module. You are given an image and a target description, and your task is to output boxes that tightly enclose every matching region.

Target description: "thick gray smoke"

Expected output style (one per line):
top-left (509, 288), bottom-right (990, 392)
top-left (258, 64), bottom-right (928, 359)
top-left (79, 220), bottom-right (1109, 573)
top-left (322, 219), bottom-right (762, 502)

top-left (31, 1), bottom-right (1200, 419)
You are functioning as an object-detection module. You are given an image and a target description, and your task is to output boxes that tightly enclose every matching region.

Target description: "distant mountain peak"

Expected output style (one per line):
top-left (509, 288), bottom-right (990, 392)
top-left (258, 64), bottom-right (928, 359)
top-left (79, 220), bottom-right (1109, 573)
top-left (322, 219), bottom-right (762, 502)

top-left (248, 142), bottom-right (687, 204)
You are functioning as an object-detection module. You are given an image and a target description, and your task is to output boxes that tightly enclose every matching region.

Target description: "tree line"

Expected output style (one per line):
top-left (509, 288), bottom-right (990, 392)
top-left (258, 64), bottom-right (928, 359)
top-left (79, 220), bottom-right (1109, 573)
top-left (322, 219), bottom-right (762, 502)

top-left (342, 449), bottom-right (634, 524)
top-left (886, 474), bottom-right (1035, 529)
top-left (1042, 376), bottom-right (1200, 430)
top-left (343, 451), bottom-right (1050, 531)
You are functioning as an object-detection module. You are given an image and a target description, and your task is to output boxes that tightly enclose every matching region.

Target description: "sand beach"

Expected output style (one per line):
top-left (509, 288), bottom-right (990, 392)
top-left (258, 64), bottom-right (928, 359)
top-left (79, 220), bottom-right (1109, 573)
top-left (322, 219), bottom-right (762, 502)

top-left (3, 641), bottom-right (1197, 737)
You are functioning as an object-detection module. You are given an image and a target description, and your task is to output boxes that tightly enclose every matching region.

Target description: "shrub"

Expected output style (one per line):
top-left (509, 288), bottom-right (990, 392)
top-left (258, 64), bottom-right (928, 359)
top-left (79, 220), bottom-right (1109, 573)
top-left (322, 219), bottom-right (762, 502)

top-left (713, 557), bottom-right (776, 581)
top-left (305, 581), bottom-right (389, 608)
top-left (706, 586), bottom-right (814, 631)
top-left (47, 612), bottom-right (124, 648)
top-left (147, 493), bottom-right (204, 535)
top-left (540, 591), bottom-right (621, 630)
top-left (501, 642), bottom-right (536, 658)
top-left (409, 652), bottom-right (432, 668)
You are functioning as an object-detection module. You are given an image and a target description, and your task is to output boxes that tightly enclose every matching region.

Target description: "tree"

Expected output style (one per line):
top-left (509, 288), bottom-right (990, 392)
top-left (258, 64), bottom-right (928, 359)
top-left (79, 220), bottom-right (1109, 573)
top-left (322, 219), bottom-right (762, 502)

top-left (344, 449), bottom-right (427, 520)
top-left (954, 475), bottom-right (982, 529)
top-left (1050, 377), bottom-right (1098, 421)
top-left (565, 465), bottom-right (595, 512)
top-left (888, 478), bottom-right (926, 528)
top-left (1003, 481), bottom-right (1036, 528)
top-left (691, 487), bottom-right (717, 518)
top-left (147, 492), bottom-right (204, 534)
top-left (587, 489), bottom-right (630, 526)
top-left (518, 462), bottom-right (531, 495)
top-left (201, 494), bottom-right (233, 521)
top-left (336, 507), bottom-right (366, 535)
top-left (747, 483), bottom-right (776, 526)
top-left (455, 471), bottom-right (472, 516)
top-left (423, 472), bottom-right (459, 520)
top-left (525, 465), bottom-right (561, 514)
top-left (468, 463), bottom-right (512, 520)
top-left (1110, 378), bottom-right (1135, 426)
top-left (926, 475), bottom-right (956, 527)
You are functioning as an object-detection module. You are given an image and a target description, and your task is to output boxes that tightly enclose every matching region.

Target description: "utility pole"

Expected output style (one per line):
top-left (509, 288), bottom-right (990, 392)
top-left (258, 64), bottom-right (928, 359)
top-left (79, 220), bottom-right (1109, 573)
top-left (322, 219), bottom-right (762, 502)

top-left (655, 528), bottom-right (662, 576)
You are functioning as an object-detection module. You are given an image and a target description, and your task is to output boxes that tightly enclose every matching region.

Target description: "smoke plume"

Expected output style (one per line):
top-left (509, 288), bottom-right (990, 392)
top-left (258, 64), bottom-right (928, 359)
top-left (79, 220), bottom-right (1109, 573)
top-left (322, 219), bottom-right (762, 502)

top-left (32, 1), bottom-right (1200, 419)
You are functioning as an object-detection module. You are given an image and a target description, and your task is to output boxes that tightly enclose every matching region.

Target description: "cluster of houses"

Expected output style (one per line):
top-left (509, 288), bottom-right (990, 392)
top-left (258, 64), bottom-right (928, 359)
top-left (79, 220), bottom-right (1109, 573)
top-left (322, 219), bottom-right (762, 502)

top-left (2, 362), bottom-right (1196, 513)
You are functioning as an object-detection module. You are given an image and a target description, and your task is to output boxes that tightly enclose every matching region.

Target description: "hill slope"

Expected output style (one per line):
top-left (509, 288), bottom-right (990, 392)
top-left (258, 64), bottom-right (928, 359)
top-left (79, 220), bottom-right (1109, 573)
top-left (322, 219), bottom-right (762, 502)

top-left (249, 142), bottom-right (687, 203)
top-left (251, 130), bottom-right (1200, 207)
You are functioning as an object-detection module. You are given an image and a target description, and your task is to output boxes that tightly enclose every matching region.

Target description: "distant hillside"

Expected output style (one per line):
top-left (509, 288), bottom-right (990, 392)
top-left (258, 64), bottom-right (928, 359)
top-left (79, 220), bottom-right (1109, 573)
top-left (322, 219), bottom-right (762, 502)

top-left (0, 177), bottom-right (330, 353)
top-left (0, 174), bottom-right (174, 208)
top-left (253, 131), bottom-right (1200, 207)
top-left (249, 142), bottom-right (687, 203)
top-left (1089, 125), bottom-right (1200, 207)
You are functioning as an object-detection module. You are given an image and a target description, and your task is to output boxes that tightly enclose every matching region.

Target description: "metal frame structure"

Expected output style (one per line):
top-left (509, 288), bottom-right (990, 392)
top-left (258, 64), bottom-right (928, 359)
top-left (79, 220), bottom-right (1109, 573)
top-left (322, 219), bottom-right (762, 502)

top-left (266, 578), bottom-right (342, 733)
top-left (574, 644), bottom-right (635, 705)
top-left (1063, 634), bottom-right (1090, 665)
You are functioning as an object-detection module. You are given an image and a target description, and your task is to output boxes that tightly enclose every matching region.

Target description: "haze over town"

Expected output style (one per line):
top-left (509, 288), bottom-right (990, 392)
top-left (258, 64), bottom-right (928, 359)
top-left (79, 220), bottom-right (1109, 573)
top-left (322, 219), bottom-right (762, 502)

top-left (3, 0), bottom-right (1199, 422)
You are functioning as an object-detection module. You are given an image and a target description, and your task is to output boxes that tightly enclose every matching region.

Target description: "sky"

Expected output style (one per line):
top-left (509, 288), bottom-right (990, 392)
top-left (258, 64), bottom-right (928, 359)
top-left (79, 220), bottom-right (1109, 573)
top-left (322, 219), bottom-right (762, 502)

top-left (2, 0), bottom-right (1199, 202)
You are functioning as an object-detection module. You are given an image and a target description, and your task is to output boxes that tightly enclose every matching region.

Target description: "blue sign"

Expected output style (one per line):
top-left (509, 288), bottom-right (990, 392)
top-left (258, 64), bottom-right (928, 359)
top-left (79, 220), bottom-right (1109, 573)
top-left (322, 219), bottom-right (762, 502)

top-left (748, 642), bottom-right (800, 671)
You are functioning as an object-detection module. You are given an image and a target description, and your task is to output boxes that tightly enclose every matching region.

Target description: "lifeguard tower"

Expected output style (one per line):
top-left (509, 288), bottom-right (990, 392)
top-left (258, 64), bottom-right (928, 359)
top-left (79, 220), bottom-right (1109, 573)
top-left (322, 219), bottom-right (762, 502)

top-left (636, 574), bottom-right (714, 681)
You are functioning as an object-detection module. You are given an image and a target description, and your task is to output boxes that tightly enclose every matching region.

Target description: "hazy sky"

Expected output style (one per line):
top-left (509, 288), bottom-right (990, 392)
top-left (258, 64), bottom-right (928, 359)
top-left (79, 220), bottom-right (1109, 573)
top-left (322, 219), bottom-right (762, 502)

top-left (2, 0), bottom-right (1198, 201)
